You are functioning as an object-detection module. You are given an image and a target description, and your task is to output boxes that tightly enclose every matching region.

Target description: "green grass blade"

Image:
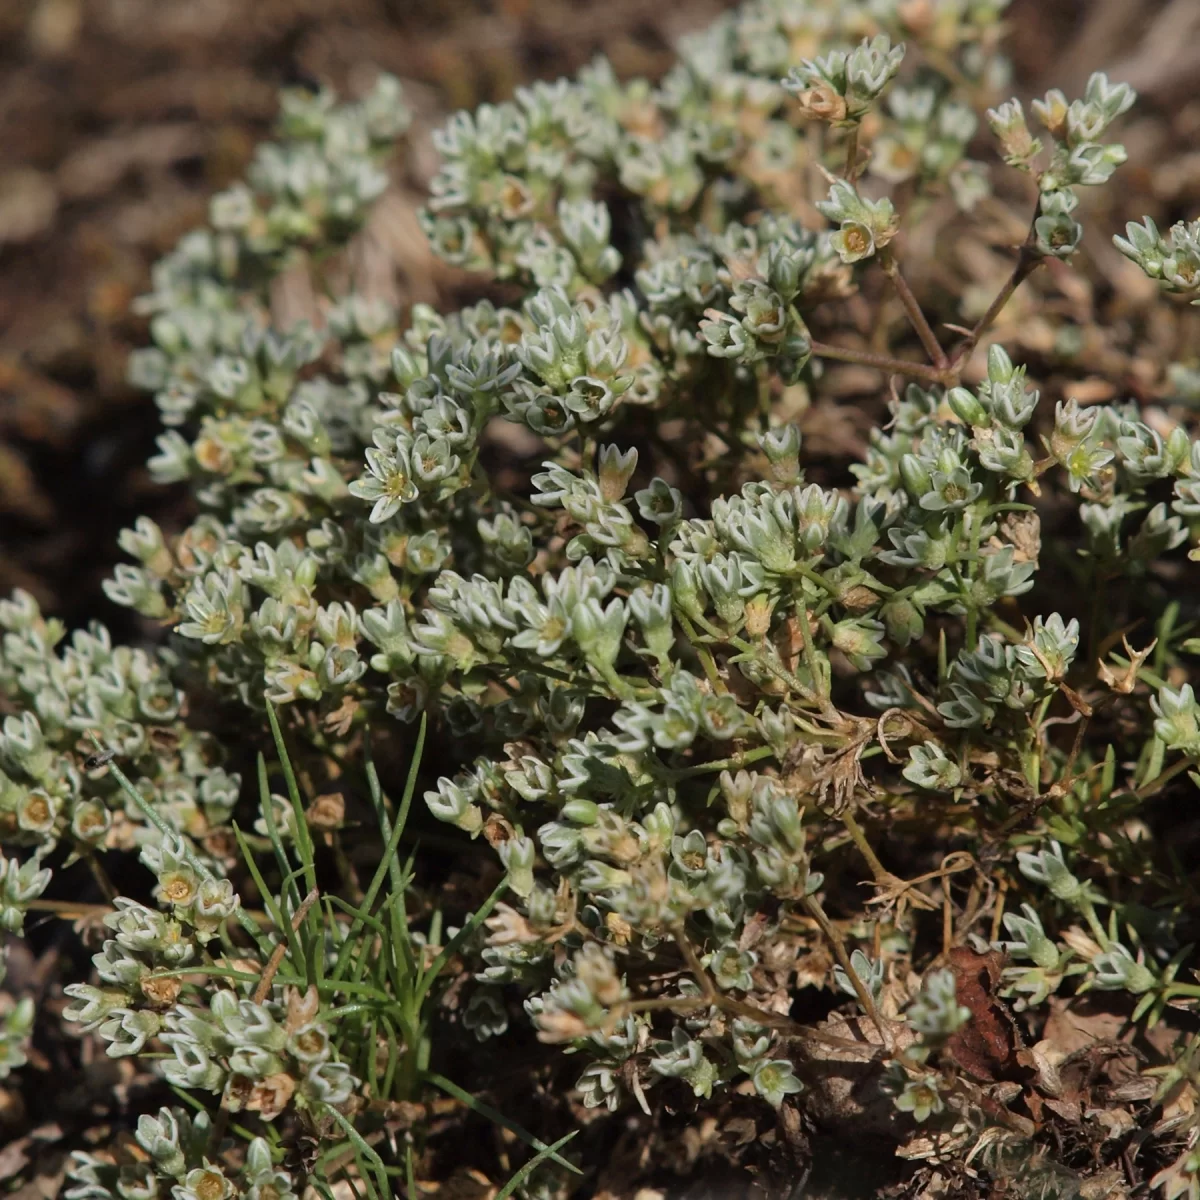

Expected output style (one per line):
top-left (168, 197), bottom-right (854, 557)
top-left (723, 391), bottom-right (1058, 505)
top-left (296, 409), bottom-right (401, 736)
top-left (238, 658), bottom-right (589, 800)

top-left (231, 820), bottom-right (305, 981)
top-left (326, 893), bottom-right (387, 936)
top-left (265, 698), bottom-right (319, 900)
top-left (379, 1010), bottom-right (401, 1099)
top-left (256, 752), bottom-right (301, 913)
top-left (495, 1131), bottom-right (579, 1200)
top-left (326, 1107), bottom-right (389, 1198)
top-left (425, 1073), bottom-right (580, 1174)
top-left (404, 1145), bottom-right (417, 1200)
top-left (370, 713), bottom-right (426, 895)
top-left (384, 890), bottom-right (414, 1000)
top-left (330, 715), bottom-right (426, 983)
top-left (415, 875), bottom-right (508, 1008)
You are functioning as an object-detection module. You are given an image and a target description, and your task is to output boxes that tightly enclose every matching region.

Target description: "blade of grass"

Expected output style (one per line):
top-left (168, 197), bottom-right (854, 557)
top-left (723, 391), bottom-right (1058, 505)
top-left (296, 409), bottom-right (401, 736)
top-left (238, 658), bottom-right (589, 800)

top-left (425, 1073), bottom-right (581, 1174)
top-left (264, 706), bottom-right (325, 980)
top-left (265, 698), bottom-right (318, 900)
top-left (255, 757), bottom-right (322, 983)
top-left (364, 1015), bottom-right (380, 1096)
top-left (379, 1010), bottom-right (401, 1099)
top-left (326, 1108), bottom-right (389, 1198)
top-left (253, 754), bottom-right (321, 986)
top-left (366, 716), bottom-right (427, 897)
top-left (152, 965), bottom-right (268, 985)
top-left (326, 893), bottom-right (387, 936)
top-left (426, 904), bottom-right (443, 953)
top-left (330, 717), bottom-right (426, 983)
top-left (231, 821), bottom-right (306, 980)
top-left (404, 1145), bottom-right (417, 1200)
top-left (384, 890), bottom-right (413, 1001)
top-left (392, 849), bottom-right (420, 981)
top-left (257, 753), bottom-right (301, 913)
top-left (325, 1003), bottom-right (377, 1021)
top-left (100, 753), bottom-right (265, 945)
top-left (495, 1132), bottom-right (579, 1200)
top-left (414, 875), bottom-right (508, 1009)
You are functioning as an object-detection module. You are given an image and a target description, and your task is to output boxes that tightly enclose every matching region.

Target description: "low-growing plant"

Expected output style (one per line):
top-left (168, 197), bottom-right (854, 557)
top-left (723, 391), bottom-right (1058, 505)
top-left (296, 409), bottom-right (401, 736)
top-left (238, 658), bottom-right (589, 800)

top-left (4, 1), bottom-right (1200, 1196)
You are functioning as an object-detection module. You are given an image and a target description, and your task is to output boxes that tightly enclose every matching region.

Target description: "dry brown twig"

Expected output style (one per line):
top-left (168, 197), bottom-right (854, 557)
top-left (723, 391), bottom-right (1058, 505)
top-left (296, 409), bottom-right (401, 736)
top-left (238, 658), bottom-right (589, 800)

top-left (253, 887), bottom-right (321, 1005)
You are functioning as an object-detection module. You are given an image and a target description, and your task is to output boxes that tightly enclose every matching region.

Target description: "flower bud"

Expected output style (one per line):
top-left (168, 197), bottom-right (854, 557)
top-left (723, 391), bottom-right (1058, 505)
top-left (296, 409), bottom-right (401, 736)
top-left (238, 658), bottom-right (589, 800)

top-left (881, 596), bottom-right (924, 646)
top-left (899, 453), bottom-right (932, 498)
top-left (946, 386), bottom-right (990, 427)
top-left (597, 445), bottom-right (638, 502)
top-left (669, 560), bottom-right (704, 621)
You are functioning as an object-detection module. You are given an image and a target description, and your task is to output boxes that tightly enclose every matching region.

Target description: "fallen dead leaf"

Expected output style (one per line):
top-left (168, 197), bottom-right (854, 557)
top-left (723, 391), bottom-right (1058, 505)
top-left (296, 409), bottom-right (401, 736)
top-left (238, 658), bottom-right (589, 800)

top-left (943, 947), bottom-right (1022, 1083)
top-left (1040, 997), bottom-right (1127, 1058)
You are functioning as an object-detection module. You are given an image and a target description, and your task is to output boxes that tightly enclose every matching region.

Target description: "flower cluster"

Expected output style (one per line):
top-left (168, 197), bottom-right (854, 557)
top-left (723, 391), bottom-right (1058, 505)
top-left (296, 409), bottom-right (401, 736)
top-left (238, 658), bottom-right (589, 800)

top-left (988, 71), bottom-right (1136, 258)
top-left (0, 949), bottom-right (33, 1080)
top-left (0, 588), bottom-right (235, 873)
top-left (66, 1107), bottom-right (298, 1200)
top-left (1117, 216), bottom-right (1200, 305)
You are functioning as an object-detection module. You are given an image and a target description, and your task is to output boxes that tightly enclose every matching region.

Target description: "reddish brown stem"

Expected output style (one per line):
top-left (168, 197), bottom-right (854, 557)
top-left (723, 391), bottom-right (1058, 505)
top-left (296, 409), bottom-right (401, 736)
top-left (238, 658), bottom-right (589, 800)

top-left (253, 886), bottom-right (320, 1004)
top-left (949, 241), bottom-right (1042, 369)
top-left (844, 124), bottom-right (861, 183)
top-left (881, 251), bottom-right (948, 369)
top-left (809, 339), bottom-right (953, 386)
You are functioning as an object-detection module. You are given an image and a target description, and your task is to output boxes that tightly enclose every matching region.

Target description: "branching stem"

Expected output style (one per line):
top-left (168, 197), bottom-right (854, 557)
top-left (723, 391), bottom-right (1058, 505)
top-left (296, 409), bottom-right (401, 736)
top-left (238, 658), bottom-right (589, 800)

top-left (812, 210), bottom-right (1044, 390)
top-left (880, 250), bottom-right (948, 369)
top-left (808, 338), bottom-right (953, 386)
top-left (802, 892), bottom-right (891, 1046)
top-left (949, 241), bottom-right (1042, 368)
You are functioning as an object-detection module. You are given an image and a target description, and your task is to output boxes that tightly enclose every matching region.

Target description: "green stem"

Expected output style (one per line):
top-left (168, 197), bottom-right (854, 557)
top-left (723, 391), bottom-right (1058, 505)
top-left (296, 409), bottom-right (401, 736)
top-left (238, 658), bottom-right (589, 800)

top-left (844, 124), bottom-right (861, 183)
top-left (690, 609), bottom-right (736, 643)
top-left (982, 611), bottom-right (1025, 643)
top-left (1078, 899), bottom-right (1111, 950)
top-left (1134, 755), bottom-right (1195, 799)
top-left (677, 611), bottom-right (727, 694)
top-left (667, 744), bottom-right (777, 780)
top-left (795, 599), bottom-right (836, 717)
top-left (783, 561), bottom-right (840, 597)
top-left (985, 501), bottom-right (1037, 516)
top-left (962, 510), bottom-right (985, 649)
